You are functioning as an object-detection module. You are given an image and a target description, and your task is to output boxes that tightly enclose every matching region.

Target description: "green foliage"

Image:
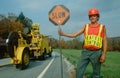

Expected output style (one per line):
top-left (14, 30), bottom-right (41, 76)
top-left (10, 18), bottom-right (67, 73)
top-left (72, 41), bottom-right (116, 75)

top-left (51, 38), bottom-right (83, 49)
top-left (16, 12), bottom-right (33, 28)
top-left (0, 19), bottom-right (24, 39)
top-left (16, 12), bottom-right (33, 34)
top-left (108, 37), bottom-right (120, 51)
top-left (0, 12), bottom-right (33, 39)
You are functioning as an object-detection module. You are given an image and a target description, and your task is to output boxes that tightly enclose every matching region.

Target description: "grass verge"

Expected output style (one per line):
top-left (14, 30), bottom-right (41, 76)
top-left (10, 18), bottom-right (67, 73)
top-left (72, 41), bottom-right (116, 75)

top-left (54, 49), bottom-right (120, 78)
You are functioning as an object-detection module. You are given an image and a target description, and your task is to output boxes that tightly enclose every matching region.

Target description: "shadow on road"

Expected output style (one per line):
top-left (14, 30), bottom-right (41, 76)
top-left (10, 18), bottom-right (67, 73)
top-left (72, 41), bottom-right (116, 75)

top-left (28, 56), bottom-right (54, 69)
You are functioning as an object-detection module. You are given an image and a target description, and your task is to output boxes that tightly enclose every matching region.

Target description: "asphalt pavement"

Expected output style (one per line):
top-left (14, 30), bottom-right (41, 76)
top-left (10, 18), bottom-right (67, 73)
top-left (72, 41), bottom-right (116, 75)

top-left (0, 52), bottom-right (74, 78)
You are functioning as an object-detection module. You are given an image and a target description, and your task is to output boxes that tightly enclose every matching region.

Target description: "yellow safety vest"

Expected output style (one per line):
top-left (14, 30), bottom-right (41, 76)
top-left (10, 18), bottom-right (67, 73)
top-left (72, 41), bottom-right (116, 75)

top-left (84, 24), bottom-right (103, 50)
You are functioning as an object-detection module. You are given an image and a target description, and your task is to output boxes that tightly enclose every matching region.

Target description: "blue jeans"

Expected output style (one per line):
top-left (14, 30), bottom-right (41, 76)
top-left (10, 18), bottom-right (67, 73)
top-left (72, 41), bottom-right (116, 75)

top-left (76, 49), bottom-right (102, 78)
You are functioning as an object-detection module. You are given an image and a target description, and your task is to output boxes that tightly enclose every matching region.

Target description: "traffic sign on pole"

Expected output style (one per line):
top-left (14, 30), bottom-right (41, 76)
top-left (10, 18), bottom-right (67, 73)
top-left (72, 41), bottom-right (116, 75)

top-left (49, 5), bottom-right (70, 26)
top-left (49, 5), bottom-right (70, 78)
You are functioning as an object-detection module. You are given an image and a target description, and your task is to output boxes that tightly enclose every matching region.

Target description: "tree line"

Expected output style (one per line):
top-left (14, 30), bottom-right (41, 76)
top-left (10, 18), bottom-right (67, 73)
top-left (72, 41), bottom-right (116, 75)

top-left (107, 37), bottom-right (120, 51)
top-left (0, 12), bottom-right (32, 39)
top-left (50, 37), bottom-right (120, 52)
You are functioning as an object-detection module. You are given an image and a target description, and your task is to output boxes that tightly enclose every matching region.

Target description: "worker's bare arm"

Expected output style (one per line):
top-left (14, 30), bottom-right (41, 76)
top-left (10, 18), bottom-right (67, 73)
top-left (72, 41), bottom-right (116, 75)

top-left (58, 25), bottom-right (85, 38)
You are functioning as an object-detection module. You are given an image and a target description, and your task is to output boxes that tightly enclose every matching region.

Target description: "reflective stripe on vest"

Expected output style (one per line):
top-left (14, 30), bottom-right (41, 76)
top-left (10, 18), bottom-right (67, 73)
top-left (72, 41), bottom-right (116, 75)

top-left (84, 24), bottom-right (103, 48)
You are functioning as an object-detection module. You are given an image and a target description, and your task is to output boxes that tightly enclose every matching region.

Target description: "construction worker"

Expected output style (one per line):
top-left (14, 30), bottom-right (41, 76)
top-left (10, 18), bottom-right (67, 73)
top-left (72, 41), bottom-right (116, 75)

top-left (58, 8), bottom-right (107, 78)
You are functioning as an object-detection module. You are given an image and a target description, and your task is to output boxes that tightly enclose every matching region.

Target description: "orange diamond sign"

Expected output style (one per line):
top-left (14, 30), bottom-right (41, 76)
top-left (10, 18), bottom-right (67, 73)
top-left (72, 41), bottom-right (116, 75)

top-left (49, 5), bottom-right (70, 26)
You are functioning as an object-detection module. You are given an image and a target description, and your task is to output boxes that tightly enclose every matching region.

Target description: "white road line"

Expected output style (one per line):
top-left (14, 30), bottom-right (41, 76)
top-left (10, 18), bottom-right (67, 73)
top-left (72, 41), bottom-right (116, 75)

top-left (37, 53), bottom-right (55, 78)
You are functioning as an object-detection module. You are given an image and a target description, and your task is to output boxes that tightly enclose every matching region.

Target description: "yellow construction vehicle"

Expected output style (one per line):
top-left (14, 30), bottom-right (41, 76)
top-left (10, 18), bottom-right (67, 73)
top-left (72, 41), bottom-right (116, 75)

top-left (29, 23), bottom-right (52, 60)
top-left (0, 23), bottom-right (52, 69)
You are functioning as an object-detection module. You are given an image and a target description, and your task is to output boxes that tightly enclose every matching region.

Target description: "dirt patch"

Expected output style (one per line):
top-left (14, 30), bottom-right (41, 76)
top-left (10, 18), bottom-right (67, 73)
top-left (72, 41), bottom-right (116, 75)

top-left (69, 69), bottom-right (76, 78)
top-left (64, 57), bottom-right (76, 78)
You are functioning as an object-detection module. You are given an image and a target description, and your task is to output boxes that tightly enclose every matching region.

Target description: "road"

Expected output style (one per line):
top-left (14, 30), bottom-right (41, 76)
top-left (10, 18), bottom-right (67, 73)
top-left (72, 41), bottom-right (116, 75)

top-left (0, 52), bottom-right (74, 78)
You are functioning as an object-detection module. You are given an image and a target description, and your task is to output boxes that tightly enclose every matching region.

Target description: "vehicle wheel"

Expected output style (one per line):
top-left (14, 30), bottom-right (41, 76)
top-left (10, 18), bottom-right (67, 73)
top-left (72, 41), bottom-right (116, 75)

top-left (49, 48), bottom-right (53, 57)
top-left (7, 32), bottom-right (19, 58)
top-left (42, 48), bottom-right (47, 60)
top-left (16, 64), bottom-right (21, 69)
top-left (42, 52), bottom-right (46, 60)
top-left (17, 48), bottom-right (30, 70)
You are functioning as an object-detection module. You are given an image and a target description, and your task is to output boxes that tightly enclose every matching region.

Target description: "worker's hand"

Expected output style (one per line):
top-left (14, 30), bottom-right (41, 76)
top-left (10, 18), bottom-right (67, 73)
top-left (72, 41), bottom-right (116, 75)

top-left (100, 53), bottom-right (106, 63)
top-left (58, 29), bottom-right (64, 36)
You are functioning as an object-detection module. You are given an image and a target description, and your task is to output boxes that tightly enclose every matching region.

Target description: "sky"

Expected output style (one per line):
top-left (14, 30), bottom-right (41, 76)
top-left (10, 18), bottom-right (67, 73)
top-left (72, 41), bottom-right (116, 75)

top-left (0, 0), bottom-right (120, 40)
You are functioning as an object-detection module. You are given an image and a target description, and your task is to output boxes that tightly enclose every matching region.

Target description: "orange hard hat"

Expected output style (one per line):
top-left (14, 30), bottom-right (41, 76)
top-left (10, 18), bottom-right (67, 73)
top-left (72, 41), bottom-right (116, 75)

top-left (88, 8), bottom-right (99, 16)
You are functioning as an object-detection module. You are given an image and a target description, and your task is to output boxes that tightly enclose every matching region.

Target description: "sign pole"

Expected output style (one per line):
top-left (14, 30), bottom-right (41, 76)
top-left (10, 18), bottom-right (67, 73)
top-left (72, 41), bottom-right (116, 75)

top-left (58, 23), bottom-right (63, 78)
